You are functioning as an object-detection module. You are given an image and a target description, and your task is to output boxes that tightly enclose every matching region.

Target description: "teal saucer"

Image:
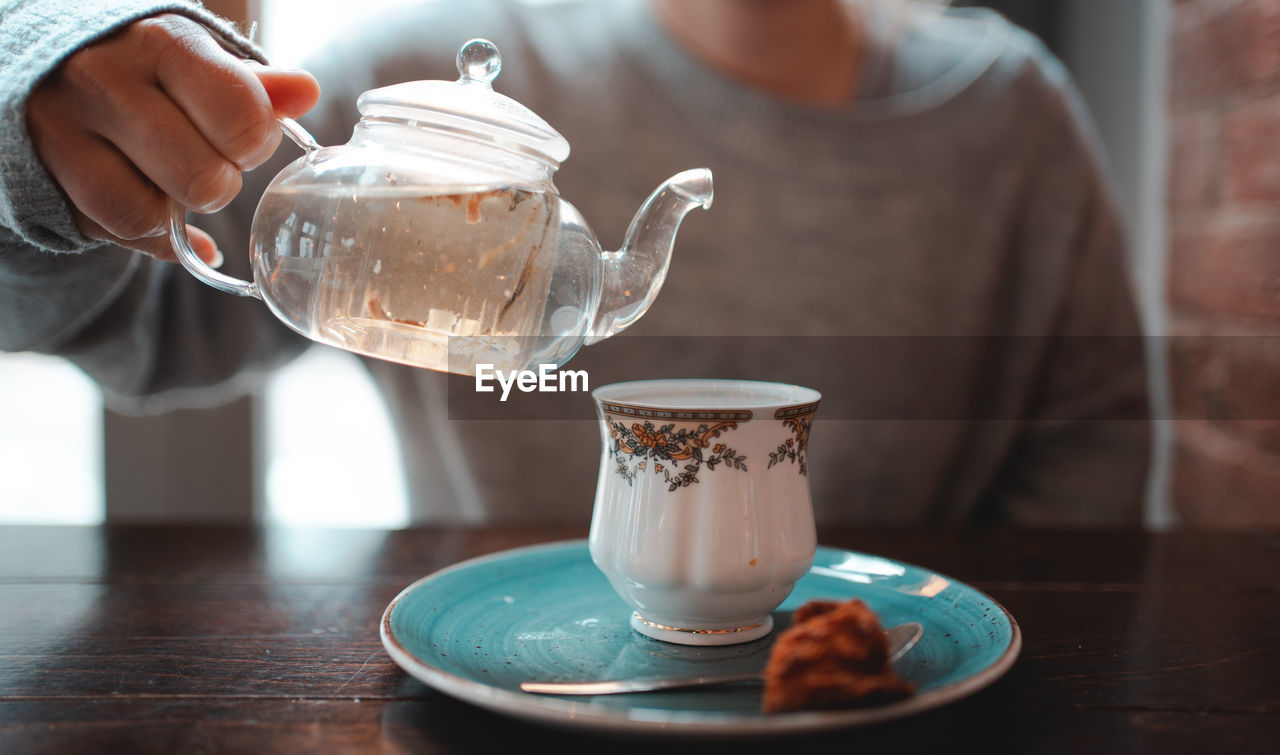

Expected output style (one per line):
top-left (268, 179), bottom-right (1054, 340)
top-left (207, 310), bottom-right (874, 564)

top-left (381, 540), bottom-right (1020, 736)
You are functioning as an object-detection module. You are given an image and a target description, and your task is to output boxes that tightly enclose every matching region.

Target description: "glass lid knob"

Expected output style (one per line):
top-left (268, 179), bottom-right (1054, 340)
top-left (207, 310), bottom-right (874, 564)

top-left (457, 38), bottom-right (501, 85)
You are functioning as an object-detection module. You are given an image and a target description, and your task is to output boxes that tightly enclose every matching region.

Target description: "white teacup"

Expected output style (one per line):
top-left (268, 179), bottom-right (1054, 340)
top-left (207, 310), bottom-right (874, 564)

top-left (588, 379), bottom-right (821, 646)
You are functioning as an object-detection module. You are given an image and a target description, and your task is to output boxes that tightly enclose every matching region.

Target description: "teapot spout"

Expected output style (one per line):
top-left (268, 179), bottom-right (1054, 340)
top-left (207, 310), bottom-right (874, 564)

top-left (585, 168), bottom-right (713, 345)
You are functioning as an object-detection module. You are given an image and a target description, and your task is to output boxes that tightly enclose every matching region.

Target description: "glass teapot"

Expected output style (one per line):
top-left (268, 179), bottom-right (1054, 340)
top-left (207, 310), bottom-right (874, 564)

top-left (169, 39), bottom-right (712, 375)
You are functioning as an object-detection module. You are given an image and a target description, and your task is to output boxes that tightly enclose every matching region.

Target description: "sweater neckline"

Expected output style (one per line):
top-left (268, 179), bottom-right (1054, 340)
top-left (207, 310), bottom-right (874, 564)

top-left (608, 0), bottom-right (1014, 173)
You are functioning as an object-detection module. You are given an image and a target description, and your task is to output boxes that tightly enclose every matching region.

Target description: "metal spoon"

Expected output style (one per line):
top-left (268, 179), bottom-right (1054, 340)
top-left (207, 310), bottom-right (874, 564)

top-left (520, 621), bottom-right (923, 696)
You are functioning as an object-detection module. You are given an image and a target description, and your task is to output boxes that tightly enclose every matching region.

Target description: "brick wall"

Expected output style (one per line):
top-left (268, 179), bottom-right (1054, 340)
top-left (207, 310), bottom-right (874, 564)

top-left (1168, 0), bottom-right (1280, 528)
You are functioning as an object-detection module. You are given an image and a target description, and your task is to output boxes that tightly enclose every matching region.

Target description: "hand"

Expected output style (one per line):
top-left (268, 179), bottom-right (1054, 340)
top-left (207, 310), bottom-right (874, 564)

top-left (25, 13), bottom-right (320, 262)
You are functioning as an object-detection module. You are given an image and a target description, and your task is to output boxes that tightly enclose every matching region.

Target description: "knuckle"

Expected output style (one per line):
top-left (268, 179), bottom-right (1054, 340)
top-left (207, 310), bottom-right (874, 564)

top-left (104, 199), bottom-right (167, 241)
top-left (132, 14), bottom-right (207, 58)
top-left (182, 160), bottom-right (240, 211)
top-left (222, 110), bottom-right (279, 167)
top-left (55, 46), bottom-right (143, 123)
top-left (57, 46), bottom-right (113, 99)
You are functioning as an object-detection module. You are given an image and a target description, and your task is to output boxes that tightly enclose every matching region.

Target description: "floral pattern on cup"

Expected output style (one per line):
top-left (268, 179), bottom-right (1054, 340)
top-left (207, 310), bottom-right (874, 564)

top-left (768, 415), bottom-right (813, 476)
top-left (605, 419), bottom-right (747, 491)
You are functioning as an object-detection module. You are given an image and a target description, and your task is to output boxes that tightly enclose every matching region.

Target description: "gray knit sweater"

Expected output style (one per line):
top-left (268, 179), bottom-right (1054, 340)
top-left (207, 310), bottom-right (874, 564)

top-left (0, 0), bottom-right (1151, 526)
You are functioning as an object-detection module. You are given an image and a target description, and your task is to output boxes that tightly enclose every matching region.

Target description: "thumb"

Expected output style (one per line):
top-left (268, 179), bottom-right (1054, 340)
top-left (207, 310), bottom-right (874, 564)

top-left (248, 63), bottom-right (321, 119)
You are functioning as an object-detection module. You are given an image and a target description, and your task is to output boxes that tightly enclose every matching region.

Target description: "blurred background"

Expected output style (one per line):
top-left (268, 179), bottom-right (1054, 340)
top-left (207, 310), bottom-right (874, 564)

top-left (0, 0), bottom-right (1273, 530)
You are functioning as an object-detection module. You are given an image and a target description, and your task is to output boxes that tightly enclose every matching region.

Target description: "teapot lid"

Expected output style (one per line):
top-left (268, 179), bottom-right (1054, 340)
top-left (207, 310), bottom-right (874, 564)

top-left (356, 39), bottom-right (571, 167)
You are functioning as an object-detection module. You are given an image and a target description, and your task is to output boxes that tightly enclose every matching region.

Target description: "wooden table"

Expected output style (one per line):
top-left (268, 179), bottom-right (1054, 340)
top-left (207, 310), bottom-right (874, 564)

top-left (1, 525), bottom-right (1277, 753)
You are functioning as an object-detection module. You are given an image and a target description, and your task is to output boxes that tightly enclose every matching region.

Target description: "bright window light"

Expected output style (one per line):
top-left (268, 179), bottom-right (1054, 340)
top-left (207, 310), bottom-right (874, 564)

top-left (0, 353), bottom-right (104, 524)
top-left (262, 346), bottom-right (408, 528)
top-left (259, 0), bottom-right (428, 67)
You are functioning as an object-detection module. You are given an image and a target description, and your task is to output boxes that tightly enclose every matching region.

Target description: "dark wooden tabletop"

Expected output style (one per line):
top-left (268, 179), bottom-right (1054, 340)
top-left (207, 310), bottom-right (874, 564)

top-left (1, 525), bottom-right (1277, 754)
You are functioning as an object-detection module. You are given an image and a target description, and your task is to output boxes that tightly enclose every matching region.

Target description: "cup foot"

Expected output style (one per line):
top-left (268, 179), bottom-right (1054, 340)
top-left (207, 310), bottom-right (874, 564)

top-left (629, 612), bottom-right (773, 646)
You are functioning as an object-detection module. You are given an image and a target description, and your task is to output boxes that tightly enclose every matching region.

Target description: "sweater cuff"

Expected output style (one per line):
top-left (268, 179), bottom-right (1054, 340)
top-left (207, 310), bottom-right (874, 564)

top-left (0, 0), bottom-right (265, 252)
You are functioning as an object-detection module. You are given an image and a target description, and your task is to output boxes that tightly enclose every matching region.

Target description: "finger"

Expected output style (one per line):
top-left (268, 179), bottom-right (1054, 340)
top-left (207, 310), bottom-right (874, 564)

top-left (75, 210), bottom-right (223, 268)
top-left (246, 63), bottom-right (321, 120)
top-left (91, 87), bottom-right (242, 213)
top-left (184, 224), bottom-right (223, 267)
top-left (73, 211), bottom-right (176, 261)
top-left (142, 15), bottom-right (283, 170)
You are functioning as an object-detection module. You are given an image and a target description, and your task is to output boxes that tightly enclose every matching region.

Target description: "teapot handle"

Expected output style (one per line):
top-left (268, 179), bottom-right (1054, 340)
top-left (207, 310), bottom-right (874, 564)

top-left (169, 117), bottom-right (321, 298)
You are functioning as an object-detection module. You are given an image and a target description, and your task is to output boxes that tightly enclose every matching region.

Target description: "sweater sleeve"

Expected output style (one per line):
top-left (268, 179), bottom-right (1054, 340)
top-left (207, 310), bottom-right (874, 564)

top-left (0, 0), bottom-right (305, 413)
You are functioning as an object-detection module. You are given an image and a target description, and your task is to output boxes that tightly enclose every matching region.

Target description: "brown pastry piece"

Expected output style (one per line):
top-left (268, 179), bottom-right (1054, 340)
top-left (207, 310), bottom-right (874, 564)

top-left (762, 599), bottom-right (915, 714)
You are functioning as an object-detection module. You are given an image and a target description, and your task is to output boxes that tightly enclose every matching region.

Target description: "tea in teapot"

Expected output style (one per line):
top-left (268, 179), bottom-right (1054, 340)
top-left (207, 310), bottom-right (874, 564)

top-left (251, 182), bottom-right (559, 371)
